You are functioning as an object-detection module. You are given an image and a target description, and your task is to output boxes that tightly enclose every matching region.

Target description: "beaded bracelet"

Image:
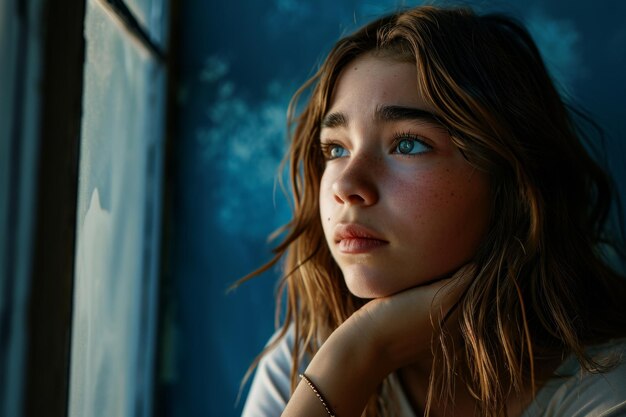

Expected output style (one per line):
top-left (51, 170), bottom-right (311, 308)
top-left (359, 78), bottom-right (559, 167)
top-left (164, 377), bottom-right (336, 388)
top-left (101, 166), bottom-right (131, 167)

top-left (299, 373), bottom-right (336, 417)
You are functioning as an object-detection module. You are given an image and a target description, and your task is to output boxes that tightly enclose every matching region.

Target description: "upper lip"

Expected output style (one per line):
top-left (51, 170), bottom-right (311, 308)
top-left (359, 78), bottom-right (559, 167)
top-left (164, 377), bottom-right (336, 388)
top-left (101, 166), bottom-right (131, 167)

top-left (334, 223), bottom-right (387, 243)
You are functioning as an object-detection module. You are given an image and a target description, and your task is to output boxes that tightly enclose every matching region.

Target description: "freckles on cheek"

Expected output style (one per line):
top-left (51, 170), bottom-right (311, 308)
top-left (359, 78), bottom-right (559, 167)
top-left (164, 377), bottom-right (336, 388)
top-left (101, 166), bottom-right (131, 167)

top-left (395, 173), bottom-right (469, 235)
top-left (396, 175), bottom-right (443, 211)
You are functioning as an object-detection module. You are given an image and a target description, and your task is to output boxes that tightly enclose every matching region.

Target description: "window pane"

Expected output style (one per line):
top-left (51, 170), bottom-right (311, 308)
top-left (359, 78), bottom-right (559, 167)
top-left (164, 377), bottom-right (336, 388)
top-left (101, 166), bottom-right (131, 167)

top-left (68, 1), bottom-right (166, 417)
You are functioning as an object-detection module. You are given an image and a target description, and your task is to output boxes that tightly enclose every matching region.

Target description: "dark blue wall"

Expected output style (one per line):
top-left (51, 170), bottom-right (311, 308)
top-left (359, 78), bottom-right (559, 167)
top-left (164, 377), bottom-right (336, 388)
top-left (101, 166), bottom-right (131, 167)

top-left (165, 1), bottom-right (626, 416)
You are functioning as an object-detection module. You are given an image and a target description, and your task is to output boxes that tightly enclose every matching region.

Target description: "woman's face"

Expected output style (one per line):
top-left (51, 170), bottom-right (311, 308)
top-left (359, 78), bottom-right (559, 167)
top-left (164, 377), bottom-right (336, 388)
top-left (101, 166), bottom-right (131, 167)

top-left (319, 54), bottom-right (491, 298)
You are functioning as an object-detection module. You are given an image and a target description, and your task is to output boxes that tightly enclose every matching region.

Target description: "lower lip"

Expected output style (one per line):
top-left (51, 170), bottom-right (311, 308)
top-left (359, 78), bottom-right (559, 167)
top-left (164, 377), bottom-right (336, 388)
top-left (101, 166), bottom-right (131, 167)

top-left (337, 238), bottom-right (388, 254)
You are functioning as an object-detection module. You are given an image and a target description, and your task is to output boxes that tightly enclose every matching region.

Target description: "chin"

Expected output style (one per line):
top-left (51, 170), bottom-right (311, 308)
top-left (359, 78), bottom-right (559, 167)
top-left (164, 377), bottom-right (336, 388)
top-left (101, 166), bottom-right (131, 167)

top-left (344, 273), bottom-right (401, 299)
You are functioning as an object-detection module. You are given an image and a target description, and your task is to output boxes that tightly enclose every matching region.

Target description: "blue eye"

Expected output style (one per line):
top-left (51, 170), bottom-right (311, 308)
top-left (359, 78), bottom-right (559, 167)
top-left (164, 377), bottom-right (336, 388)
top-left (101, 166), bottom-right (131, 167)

top-left (394, 137), bottom-right (430, 155)
top-left (322, 143), bottom-right (349, 160)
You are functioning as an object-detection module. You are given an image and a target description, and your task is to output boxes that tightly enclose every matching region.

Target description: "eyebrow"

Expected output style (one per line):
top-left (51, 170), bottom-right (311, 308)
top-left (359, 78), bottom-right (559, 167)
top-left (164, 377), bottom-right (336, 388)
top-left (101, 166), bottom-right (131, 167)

top-left (320, 105), bottom-right (444, 129)
top-left (376, 105), bottom-right (442, 125)
top-left (320, 112), bottom-right (348, 129)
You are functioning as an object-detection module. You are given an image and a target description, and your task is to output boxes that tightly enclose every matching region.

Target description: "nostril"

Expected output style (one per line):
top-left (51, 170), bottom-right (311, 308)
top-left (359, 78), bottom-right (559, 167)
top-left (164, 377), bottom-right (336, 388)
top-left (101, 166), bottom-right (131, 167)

top-left (334, 192), bottom-right (366, 205)
top-left (347, 194), bottom-right (366, 204)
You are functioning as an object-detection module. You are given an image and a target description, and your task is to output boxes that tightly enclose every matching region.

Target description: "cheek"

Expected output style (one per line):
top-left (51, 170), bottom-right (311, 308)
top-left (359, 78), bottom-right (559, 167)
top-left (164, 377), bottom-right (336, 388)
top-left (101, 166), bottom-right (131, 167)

top-left (392, 169), bottom-right (490, 247)
top-left (319, 172), bottom-right (334, 230)
top-left (390, 178), bottom-right (441, 231)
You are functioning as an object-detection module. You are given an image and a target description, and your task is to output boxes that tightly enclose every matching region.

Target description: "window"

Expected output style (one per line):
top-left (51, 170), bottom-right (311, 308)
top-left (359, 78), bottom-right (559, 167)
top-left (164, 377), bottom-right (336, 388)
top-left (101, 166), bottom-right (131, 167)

top-left (0, 1), bottom-right (170, 416)
top-left (68, 1), bottom-right (169, 417)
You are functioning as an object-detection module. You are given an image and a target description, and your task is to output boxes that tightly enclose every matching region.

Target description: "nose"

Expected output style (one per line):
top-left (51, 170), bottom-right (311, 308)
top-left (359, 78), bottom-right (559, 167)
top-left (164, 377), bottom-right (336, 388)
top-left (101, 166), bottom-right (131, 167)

top-left (331, 155), bottom-right (379, 206)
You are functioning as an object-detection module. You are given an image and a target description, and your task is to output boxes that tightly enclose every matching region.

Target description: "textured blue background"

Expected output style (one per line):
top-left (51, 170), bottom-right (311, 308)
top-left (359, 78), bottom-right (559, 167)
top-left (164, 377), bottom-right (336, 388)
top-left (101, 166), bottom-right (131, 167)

top-left (165, 1), bottom-right (626, 416)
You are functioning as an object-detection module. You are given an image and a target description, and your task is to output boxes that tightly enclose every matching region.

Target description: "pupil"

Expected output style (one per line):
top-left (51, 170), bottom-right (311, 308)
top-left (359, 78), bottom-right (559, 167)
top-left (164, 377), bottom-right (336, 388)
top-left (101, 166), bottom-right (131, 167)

top-left (399, 139), bottom-right (413, 154)
top-left (331, 147), bottom-right (342, 158)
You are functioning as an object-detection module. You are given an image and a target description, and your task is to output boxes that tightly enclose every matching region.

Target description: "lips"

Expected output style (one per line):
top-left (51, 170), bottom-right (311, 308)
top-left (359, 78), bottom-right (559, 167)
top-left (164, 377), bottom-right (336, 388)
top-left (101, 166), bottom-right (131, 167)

top-left (334, 223), bottom-right (388, 254)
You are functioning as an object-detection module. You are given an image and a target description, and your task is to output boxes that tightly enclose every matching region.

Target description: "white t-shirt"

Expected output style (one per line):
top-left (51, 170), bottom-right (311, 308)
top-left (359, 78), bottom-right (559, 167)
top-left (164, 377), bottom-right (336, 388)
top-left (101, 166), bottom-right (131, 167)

top-left (241, 328), bottom-right (626, 417)
top-left (520, 339), bottom-right (626, 417)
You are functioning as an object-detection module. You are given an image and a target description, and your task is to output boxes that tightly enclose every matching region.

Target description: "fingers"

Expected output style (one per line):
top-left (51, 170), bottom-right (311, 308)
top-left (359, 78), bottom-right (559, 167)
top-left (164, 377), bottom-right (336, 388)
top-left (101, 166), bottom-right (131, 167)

top-left (432, 262), bottom-right (476, 308)
top-left (346, 262), bottom-right (477, 369)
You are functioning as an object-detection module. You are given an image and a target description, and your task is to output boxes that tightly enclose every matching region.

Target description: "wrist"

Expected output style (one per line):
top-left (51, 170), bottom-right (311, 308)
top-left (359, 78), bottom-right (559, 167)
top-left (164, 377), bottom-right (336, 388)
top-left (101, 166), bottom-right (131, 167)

top-left (297, 317), bottom-right (389, 416)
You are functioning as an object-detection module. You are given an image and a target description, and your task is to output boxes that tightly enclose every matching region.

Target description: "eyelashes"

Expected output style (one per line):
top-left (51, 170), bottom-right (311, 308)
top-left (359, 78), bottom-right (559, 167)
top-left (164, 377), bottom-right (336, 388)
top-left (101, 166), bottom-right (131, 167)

top-left (391, 132), bottom-right (432, 156)
top-left (320, 132), bottom-right (433, 160)
top-left (320, 141), bottom-right (347, 160)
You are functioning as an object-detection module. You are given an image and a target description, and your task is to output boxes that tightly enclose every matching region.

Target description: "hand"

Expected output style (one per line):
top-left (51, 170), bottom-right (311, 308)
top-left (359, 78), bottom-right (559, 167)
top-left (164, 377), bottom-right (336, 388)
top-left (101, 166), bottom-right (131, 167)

top-left (281, 264), bottom-right (475, 417)
top-left (344, 263), bottom-right (475, 372)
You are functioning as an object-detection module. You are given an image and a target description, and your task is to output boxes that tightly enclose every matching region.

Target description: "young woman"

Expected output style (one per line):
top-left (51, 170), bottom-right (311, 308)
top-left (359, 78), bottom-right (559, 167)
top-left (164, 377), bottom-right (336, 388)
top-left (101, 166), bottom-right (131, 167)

top-left (239, 5), bottom-right (626, 417)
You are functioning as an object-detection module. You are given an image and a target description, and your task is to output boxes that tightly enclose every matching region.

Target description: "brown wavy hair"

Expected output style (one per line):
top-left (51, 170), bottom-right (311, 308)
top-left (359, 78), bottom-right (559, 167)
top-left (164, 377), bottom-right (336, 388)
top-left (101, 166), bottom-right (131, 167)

top-left (238, 5), bottom-right (626, 417)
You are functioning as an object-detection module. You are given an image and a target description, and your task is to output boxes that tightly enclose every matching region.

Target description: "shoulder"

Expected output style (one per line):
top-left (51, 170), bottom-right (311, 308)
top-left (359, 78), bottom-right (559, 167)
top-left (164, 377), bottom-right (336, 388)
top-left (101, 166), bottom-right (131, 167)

top-left (241, 325), bottom-right (308, 417)
top-left (524, 339), bottom-right (626, 417)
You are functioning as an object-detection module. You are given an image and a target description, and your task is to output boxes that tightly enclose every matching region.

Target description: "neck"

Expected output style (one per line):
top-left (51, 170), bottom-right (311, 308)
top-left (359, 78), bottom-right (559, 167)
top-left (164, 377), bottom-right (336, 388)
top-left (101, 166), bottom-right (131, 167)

top-left (397, 360), bottom-right (479, 417)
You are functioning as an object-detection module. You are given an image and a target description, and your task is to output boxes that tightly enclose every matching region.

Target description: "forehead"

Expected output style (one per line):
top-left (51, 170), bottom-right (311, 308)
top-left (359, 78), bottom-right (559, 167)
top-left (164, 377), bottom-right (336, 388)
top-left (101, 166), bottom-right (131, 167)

top-left (321, 54), bottom-right (447, 135)
top-left (327, 53), bottom-right (432, 114)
